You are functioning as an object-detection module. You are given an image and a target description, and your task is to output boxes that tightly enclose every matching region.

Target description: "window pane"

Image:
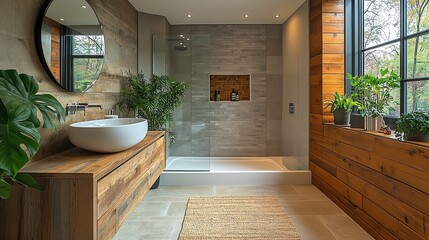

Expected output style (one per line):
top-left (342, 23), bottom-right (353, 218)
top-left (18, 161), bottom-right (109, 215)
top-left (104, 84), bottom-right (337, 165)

top-left (363, 42), bottom-right (400, 76)
top-left (385, 88), bottom-right (400, 117)
top-left (407, 34), bottom-right (429, 79)
top-left (407, 0), bottom-right (429, 34)
top-left (73, 58), bottom-right (104, 92)
top-left (363, 0), bottom-right (400, 48)
top-left (72, 35), bottom-right (104, 55)
top-left (407, 81), bottom-right (429, 112)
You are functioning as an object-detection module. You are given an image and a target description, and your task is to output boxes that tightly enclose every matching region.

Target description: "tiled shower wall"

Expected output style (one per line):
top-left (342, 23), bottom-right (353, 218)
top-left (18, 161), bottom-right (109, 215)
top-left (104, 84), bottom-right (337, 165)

top-left (170, 25), bottom-right (283, 156)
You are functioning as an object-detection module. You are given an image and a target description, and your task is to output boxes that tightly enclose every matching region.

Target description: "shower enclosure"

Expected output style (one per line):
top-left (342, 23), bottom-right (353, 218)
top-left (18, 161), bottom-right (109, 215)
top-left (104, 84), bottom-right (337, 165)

top-left (152, 28), bottom-right (310, 185)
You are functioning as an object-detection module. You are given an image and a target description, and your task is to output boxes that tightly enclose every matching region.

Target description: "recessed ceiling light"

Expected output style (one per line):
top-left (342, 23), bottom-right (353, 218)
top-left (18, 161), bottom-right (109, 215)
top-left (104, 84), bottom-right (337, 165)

top-left (187, 14), bottom-right (192, 18)
top-left (275, 15), bottom-right (280, 18)
top-left (244, 14), bottom-right (249, 18)
top-left (186, 38), bottom-right (190, 41)
top-left (179, 34), bottom-right (184, 38)
top-left (60, 18), bottom-right (64, 21)
top-left (81, 5), bottom-right (87, 9)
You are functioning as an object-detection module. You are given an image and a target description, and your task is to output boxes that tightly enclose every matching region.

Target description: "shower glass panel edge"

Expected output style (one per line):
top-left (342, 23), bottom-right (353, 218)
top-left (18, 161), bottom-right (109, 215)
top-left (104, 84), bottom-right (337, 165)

top-left (155, 33), bottom-right (210, 172)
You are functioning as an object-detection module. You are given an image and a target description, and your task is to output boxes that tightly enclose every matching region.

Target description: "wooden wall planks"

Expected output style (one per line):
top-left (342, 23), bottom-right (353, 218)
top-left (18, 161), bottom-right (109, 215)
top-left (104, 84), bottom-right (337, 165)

top-left (309, 1), bottom-right (429, 239)
top-left (311, 124), bottom-right (429, 240)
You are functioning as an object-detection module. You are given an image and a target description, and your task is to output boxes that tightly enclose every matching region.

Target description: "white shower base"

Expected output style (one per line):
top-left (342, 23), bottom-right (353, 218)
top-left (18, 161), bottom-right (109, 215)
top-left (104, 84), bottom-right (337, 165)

top-left (160, 156), bottom-right (311, 185)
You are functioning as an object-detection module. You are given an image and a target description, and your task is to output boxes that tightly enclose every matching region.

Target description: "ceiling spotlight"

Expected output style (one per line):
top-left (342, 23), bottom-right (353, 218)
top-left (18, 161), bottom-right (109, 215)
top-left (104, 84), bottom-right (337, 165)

top-left (275, 15), bottom-right (280, 18)
top-left (81, 5), bottom-right (87, 9)
top-left (60, 18), bottom-right (64, 21)
top-left (244, 14), bottom-right (249, 18)
top-left (186, 38), bottom-right (190, 41)
top-left (187, 14), bottom-right (192, 18)
top-left (179, 34), bottom-right (184, 38)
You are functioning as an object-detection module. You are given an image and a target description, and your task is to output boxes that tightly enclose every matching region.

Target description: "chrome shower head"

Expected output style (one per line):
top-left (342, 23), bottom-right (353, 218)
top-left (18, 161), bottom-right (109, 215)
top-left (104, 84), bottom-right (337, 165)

top-left (174, 45), bottom-right (188, 51)
top-left (168, 38), bottom-right (188, 51)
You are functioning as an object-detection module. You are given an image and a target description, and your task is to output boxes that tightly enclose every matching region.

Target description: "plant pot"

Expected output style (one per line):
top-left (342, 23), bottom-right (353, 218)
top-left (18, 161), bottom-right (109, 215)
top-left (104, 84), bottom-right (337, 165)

top-left (350, 113), bottom-right (364, 128)
top-left (364, 116), bottom-right (383, 131)
top-left (404, 131), bottom-right (429, 142)
top-left (150, 176), bottom-right (161, 189)
top-left (333, 109), bottom-right (351, 125)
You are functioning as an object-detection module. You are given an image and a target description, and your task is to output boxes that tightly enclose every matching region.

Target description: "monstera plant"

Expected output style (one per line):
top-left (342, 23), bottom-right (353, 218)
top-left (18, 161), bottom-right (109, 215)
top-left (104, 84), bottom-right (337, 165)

top-left (0, 69), bottom-right (65, 199)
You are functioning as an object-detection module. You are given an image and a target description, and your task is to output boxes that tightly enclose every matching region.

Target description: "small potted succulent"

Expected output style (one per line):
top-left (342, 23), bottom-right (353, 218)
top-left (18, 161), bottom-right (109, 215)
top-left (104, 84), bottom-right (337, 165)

top-left (324, 92), bottom-right (359, 125)
top-left (395, 112), bottom-right (429, 142)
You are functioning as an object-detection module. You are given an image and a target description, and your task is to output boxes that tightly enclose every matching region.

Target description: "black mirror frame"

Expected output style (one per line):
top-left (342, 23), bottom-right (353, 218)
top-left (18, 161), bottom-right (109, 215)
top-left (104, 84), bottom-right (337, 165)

top-left (35, 0), bottom-right (63, 90)
top-left (35, 0), bottom-right (105, 92)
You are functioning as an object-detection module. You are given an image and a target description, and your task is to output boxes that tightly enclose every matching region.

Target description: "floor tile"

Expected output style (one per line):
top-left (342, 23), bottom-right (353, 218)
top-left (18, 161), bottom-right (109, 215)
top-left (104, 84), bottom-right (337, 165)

top-left (215, 185), bottom-right (299, 196)
top-left (282, 200), bottom-right (344, 216)
top-left (319, 214), bottom-right (374, 240)
top-left (114, 185), bottom-right (372, 240)
top-left (291, 184), bottom-right (324, 195)
top-left (149, 186), bottom-right (215, 196)
top-left (289, 215), bottom-right (338, 240)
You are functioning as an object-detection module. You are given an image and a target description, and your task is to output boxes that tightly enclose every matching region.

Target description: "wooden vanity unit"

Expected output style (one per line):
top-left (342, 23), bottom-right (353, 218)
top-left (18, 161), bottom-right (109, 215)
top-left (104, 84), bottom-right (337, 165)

top-left (0, 131), bottom-right (165, 240)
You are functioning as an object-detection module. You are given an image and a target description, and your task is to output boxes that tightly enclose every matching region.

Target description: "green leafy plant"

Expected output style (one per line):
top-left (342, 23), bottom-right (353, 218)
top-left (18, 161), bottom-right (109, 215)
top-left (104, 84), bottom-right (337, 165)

top-left (119, 72), bottom-right (189, 142)
top-left (347, 68), bottom-right (400, 117)
top-left (396, 112), bottom-right (429, 141)
top-left (324, 92), bottom-right (359, 113)
top-left (0, 69), bottom-right (65, 199)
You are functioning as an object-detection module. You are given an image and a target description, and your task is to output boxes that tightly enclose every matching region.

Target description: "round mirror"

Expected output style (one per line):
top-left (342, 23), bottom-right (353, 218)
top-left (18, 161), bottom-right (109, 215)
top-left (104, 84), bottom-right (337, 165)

top-left (36, 0), bottom-right (105, 92)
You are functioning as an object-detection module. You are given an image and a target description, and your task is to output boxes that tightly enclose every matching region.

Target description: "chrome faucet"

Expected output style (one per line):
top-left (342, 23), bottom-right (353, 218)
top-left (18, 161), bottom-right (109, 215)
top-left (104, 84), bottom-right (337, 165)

top-left (66, 103), bottom-right (103, 115)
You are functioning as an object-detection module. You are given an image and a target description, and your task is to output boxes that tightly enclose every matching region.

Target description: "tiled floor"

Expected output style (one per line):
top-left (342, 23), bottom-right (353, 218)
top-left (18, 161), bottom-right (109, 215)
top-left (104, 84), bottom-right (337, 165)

top-left (113, 185), bottom-right (373, 240)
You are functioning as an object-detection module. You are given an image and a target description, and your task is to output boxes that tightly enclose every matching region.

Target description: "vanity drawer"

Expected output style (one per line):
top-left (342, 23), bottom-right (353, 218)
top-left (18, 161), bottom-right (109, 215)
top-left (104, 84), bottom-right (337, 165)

top-left (97, 136), bottom-right (164, 218)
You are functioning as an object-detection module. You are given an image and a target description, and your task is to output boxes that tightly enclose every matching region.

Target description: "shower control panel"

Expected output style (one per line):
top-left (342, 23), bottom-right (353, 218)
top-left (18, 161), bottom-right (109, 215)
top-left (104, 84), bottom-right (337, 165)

top-left (289, 103), bottom-right (295, 114)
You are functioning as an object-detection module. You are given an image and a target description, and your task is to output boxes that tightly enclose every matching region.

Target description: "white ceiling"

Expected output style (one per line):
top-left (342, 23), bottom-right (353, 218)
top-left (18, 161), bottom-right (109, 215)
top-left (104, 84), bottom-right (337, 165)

top-left (46, 0), bottom-right (99, 26)
top-left (128, 0), bottom-right (306, 25)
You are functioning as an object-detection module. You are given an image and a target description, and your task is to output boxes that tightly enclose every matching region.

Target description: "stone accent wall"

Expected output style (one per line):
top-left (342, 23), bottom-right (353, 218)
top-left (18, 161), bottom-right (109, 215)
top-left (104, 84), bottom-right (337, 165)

top-left (170, 24), bottom-right (283, 157)
top-left (0, 0), bottom-right (138, 161)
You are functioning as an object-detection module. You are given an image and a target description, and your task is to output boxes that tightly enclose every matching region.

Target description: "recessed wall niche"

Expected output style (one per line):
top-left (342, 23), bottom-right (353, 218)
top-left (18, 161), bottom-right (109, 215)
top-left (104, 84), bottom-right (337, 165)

top-left (210, 74), bottom-right (250, 101)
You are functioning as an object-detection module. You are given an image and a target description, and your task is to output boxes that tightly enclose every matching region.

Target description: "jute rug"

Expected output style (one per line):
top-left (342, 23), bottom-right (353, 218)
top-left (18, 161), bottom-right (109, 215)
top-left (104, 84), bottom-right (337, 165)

top-left (178, 196), bottom-right (301, 239)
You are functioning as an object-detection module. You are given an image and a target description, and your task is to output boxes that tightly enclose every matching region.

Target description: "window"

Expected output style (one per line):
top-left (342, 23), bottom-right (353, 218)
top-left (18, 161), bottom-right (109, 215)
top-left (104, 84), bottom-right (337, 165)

top-left (347, 0), bottom-right (429, 115)
top-left (61, 31), bottom-right (104, 92)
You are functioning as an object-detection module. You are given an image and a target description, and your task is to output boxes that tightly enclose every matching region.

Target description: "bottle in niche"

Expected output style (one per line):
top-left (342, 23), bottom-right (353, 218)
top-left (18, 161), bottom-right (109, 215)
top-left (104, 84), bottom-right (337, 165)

top-left (216, 90), bottom-right (221, 101)
top-left (213, 90), bottom-right (218, 101)
top-left (230, 89), bottom-right (236, 101)
top-left (235, 91), bottom-right (239, 101)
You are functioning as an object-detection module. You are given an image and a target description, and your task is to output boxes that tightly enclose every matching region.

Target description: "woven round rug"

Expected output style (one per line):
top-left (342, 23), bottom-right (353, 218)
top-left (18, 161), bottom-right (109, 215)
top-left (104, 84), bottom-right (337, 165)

top-left (178, 196), bottom-right (301, 239)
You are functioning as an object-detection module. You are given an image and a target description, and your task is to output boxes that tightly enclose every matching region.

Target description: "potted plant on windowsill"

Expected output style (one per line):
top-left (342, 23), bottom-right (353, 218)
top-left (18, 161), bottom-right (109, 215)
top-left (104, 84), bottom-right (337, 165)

top-left (347, 68), bottom-right (400, 131)
top-left (0, 69), bottom-right (65, 199)
top-left (119, 72), bottom-right (189, 189)
top-left (324, 92), bottom-right (359, 125)
top-left (395, 112), bottom-right (429, 142)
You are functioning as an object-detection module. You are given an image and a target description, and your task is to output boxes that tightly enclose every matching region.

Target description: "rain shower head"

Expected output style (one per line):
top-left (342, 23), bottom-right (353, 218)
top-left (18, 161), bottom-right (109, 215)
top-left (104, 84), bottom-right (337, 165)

top-left (168, 38), bottom-right (188, 51)
top-left (174, 45), bottom-right (188, 51)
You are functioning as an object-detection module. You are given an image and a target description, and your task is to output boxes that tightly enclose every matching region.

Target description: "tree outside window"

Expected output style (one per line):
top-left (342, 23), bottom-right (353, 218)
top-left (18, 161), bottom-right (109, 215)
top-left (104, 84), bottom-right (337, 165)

top-left (359, 0), bottom-right (429, 114)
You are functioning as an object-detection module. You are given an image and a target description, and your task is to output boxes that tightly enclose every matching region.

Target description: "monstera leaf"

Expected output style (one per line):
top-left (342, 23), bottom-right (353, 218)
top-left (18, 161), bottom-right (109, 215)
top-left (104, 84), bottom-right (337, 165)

top-left (0, 69), bottom-right (65, 199)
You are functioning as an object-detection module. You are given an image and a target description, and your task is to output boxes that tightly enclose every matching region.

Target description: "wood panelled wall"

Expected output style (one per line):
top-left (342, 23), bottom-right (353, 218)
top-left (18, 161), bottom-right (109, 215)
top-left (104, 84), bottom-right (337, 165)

top-left (309, 1), bottom-right (429, 239)
top-left (311, 125), bottom-right (429, 240)
top-left (310, 0), bottom-right (345, 135)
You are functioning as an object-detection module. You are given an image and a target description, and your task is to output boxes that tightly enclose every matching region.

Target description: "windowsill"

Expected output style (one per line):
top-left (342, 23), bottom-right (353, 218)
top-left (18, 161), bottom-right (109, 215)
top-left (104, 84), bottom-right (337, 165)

top-left (324, 123), bottom-right (429, 148)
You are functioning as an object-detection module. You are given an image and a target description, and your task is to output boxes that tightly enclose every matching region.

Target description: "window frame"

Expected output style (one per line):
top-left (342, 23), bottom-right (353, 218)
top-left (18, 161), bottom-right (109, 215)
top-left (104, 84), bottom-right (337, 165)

top-left (346, 0), bottom-right (429, 115)
top-left (60, 27), bottom-right (104, 91)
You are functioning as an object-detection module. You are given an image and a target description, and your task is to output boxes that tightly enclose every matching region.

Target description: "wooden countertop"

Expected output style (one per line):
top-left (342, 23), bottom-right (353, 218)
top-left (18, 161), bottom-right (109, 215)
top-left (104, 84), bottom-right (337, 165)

top-left (21, 131), bottom-right (165, 179)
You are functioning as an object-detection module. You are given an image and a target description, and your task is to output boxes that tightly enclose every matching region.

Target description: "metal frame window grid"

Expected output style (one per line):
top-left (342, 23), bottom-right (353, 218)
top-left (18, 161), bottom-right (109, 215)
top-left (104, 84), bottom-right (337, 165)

top-left (345, 0), bottom-right (429, 114)
top-left (60, 26), bottom-right (104, 91)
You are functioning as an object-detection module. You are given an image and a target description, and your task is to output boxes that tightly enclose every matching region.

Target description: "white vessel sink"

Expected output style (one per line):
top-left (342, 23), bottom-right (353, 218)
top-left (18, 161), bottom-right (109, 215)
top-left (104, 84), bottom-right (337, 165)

top-left (69, 118), bottom-right (148, 153)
